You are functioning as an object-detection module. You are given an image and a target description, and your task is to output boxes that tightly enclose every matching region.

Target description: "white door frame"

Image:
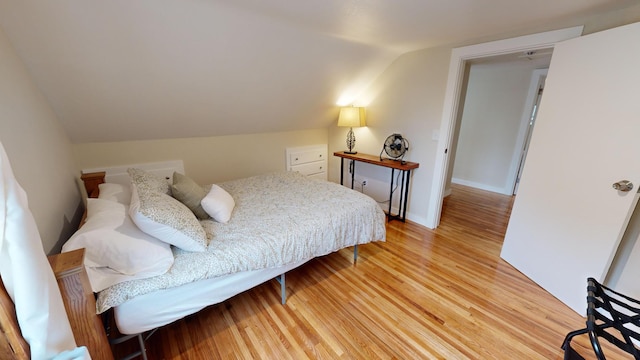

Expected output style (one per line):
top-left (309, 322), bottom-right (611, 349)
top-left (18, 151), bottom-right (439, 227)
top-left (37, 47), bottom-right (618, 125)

top-left (426, 26), bottom-right (584, 229)
top-left (509, 68), bottom-right (548, 195)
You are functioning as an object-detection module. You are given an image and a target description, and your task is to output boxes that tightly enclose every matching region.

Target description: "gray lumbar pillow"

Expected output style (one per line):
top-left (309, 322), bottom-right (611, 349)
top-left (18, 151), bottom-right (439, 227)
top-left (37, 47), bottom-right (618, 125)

top-left (171, 172), bottom-right (209, 220)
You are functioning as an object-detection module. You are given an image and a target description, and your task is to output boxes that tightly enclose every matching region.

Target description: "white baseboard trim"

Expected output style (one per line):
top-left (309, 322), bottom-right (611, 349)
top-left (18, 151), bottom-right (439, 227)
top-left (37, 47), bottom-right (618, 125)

top-left (451, 178), bottom-right (511, 195)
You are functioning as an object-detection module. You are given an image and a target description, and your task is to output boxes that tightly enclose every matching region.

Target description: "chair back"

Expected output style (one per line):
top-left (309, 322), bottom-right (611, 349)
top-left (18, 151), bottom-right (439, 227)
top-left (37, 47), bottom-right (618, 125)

top-left (586, 277), bottom-right (640, 359)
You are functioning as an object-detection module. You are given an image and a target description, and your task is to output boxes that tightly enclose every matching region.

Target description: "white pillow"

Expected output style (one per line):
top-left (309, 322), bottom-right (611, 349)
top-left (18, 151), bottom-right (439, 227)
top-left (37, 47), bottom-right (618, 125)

top-left (98, 182), bottom-right (131, 204)
top-left (129, 183), bottom-right (208, 252)
top-left (62, 198), bottom-right (174, 292)
top-left (201, 184), bottom-right (235, 223)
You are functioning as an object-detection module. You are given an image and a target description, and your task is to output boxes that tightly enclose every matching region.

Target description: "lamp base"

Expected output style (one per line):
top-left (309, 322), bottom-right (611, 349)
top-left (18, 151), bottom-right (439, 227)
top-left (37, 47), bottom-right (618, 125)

top-left (344, 128), bottom-right (357, 155)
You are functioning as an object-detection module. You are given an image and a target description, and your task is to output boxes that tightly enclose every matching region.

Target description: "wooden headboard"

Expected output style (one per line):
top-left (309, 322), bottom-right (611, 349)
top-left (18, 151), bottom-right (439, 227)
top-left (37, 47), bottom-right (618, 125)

top-left (80, 171), bottom-right (106, 199)
top-left (0, 280), bottom-right (30, 359)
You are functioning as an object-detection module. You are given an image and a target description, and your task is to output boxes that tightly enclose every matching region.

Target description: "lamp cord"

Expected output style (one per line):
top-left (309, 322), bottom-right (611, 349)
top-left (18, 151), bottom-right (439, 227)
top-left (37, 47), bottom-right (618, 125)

top-left (361, 171), bottom-right (401, 206)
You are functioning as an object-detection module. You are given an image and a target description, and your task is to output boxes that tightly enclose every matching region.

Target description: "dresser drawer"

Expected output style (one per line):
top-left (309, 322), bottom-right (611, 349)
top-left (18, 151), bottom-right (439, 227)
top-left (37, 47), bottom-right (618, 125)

top-left (286, 144), bottom-right (328, 180)
top-left (291, 160), bottom-right (327, 176)
top-left (289, 149), bottom-right (325, 166)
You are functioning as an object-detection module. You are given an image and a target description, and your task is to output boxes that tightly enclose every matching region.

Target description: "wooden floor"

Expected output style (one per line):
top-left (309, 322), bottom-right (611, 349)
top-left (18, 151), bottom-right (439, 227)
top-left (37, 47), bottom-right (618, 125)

top-left (115, 184), bottom-right (624, 359)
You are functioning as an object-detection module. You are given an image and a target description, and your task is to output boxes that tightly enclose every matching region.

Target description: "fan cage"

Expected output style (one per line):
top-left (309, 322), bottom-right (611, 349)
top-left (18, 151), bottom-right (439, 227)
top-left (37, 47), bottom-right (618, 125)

top-left (380, 134), bottom-right (409, 162)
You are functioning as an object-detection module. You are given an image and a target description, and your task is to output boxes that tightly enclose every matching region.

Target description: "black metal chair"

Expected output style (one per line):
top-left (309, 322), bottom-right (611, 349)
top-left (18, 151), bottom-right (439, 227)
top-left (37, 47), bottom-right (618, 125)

top-left (562, 278), bottom-right (640, 359)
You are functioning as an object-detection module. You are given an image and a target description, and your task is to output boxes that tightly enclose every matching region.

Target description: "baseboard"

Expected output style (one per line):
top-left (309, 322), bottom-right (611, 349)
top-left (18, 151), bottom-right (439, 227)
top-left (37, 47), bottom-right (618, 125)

top-left (451, 178), bottom-right (511, 195)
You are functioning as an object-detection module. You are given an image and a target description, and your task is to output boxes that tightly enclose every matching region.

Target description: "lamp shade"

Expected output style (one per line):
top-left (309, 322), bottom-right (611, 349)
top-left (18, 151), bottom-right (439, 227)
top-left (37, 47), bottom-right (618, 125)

top-left (337, 107), bottom-right (366, 128)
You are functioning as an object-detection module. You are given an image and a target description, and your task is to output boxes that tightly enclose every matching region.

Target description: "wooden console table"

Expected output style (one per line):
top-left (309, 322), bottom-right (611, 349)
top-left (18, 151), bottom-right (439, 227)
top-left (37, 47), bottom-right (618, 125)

top-left (334, 152), bottom-right (419, 222)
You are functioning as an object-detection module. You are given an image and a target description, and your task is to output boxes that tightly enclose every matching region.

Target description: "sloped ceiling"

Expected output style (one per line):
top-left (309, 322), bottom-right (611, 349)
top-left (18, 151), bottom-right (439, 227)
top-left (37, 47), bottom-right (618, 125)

top-left (0, 0), bottom-right (633, 143)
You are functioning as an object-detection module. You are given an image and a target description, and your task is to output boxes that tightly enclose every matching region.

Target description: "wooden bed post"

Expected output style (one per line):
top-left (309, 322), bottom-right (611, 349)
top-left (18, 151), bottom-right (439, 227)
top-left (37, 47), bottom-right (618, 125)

top-left (80, 171), bottom-right (106, 198)
top-left (0, 279), bottom-right (30, 359)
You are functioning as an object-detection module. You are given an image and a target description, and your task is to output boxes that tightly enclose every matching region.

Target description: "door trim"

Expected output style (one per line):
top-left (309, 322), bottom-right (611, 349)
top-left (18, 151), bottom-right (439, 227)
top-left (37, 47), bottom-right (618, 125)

top-left (509, 68), bottom-right (548, 195)
top-left (426, 26), bottom-right (584, 229)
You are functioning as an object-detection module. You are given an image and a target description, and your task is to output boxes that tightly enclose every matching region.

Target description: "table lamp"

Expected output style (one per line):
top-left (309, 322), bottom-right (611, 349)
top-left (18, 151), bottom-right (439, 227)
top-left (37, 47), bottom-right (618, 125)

top-left (337, 106), bottom-right (366, 154)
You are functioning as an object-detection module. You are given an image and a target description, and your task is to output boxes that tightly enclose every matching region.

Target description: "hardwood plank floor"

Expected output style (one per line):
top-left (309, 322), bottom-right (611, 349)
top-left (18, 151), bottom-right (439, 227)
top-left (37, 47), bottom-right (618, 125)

top-left (116, 184), bottom-right (626, 359)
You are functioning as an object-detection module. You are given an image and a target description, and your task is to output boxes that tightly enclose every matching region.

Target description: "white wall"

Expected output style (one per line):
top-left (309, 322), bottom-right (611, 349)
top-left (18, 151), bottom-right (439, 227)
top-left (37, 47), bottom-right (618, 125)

top-left (452, 59), bottom-right (548, 195)
top-left (0, 28), bottom-right (81, 254)
top-left (73, 129), bottom-right (328, 185)
top-left (328, 47), bottom-right (451, 225)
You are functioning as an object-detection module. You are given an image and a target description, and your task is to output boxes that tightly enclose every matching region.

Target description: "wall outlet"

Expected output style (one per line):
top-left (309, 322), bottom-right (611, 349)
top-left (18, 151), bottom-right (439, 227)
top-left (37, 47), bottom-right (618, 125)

top-left (362, 179), bottom-right (367, 186)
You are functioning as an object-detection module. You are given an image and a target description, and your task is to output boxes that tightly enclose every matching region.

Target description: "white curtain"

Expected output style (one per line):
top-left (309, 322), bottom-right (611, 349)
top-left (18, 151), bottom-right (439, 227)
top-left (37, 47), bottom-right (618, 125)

top-left (0, 142), bottom-right (90, 360)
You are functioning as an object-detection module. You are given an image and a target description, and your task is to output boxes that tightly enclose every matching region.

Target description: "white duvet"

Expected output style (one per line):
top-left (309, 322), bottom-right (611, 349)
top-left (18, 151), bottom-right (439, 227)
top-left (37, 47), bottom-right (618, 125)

top-left (0, 142), bottom-right (90, 359)
top-left (96, 172), bottom-right (386, 313)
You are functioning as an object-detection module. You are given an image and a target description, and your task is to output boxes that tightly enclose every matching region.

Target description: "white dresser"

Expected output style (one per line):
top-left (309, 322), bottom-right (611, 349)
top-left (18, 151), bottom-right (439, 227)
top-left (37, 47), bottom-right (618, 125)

top-left (286, 144), bottom-right (327, 180)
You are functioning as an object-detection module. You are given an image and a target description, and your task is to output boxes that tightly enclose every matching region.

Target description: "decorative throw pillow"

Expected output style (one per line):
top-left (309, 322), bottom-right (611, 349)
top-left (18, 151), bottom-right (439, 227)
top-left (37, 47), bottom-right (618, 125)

top-left (171, 172), bottom-right (209, 220)
top-left (129, 183), bottom-right (208, 252)
top-left (62, 198), bottom-right (174, 292)
top-left (201, 184), bottom-right (235, 223)
top-left (127, 167), bottom-right (171, 195)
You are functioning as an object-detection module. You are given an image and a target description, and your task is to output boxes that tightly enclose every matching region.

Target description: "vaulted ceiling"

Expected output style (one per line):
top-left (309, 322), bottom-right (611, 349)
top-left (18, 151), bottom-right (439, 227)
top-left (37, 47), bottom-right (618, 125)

top-left (0, 0), bottom-right (634, 143)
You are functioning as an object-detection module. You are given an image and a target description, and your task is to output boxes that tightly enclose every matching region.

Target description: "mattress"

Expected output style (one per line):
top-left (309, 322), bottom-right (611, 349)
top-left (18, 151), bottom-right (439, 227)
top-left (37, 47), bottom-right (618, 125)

top-left (96, 171), bottom-right (386, 314)
top-left (114, 259), bottom-right (308, 335)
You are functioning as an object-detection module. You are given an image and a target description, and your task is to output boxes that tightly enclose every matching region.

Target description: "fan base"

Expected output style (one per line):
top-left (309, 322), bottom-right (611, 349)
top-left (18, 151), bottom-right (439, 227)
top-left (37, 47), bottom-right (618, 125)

top-left (344, 150), bottom-right (358, 154)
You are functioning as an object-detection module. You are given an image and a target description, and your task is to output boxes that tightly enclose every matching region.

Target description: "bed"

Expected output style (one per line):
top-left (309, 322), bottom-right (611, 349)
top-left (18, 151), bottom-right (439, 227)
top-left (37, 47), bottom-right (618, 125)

top-left (64, 161), bottom-right (386, 338)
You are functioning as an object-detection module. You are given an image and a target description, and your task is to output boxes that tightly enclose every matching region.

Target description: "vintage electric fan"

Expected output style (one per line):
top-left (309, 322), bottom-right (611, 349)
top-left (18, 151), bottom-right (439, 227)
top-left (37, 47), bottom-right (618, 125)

top-left (380, 134), bottom-right (409, 163)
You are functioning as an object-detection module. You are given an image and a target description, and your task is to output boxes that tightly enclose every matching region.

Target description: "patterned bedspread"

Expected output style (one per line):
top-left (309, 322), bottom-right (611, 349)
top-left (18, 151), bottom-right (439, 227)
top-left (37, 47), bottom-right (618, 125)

top-left (96, 172), bottom-right (386, 312)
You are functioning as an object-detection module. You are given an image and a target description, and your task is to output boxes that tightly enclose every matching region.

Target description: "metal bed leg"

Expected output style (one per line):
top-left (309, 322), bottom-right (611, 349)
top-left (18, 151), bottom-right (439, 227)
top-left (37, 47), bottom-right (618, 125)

top-left (276, 274), bottom-right (286, 304)
top-left (137, 334), bottom-right (148, 360)
top-left (354, 244), bottom-right (358, 263)
top-left (109, 329), bottom-right (156, 360)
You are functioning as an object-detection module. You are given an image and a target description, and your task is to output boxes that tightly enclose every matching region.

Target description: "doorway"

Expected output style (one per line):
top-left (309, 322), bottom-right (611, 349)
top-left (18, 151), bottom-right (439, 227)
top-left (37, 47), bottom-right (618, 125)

top-left (425, 26), bottom-right (584, 229)
top-left (449, 57), bottom-right (550, 196)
